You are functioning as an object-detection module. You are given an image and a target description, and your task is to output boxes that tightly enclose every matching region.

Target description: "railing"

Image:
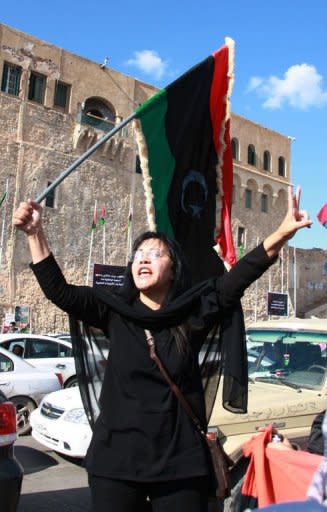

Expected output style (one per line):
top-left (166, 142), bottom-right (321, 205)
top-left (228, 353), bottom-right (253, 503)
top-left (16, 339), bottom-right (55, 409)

top-left (80, 112), bottom-right (115, 133)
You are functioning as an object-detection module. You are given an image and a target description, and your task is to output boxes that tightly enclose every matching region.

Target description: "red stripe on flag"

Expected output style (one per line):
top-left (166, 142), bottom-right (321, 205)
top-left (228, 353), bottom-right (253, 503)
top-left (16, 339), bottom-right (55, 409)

top-left (210, 44), bottom-right (236, 267)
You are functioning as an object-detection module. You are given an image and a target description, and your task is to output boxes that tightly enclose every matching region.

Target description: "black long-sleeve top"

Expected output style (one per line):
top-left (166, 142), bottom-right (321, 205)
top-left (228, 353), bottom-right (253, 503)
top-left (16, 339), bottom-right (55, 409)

top-left (31, 244), bottom-right (275, 481)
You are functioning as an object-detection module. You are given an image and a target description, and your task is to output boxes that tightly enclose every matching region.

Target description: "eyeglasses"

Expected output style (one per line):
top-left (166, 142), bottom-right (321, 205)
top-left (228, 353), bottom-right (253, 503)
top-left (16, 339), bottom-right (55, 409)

top-left (130, 248), bottom-right (170, 262)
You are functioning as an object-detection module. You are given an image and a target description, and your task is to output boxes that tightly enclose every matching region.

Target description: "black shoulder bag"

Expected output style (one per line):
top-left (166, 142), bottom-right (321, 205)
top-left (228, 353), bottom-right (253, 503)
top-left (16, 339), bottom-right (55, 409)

top-left (144, 329), bottom-right (232, 500)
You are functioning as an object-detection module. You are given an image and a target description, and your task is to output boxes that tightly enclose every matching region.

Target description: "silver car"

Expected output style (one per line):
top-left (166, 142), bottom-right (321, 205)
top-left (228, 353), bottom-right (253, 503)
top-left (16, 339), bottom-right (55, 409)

top-left (0, 346), bottom-right (62, 435)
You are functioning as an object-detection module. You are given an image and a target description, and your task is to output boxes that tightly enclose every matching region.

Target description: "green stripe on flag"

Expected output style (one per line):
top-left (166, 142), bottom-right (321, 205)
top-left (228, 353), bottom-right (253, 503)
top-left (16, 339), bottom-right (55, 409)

top-left (0, 192), bottom-right (6, 208)
top-left (136, 90), bottom-right (175, 237)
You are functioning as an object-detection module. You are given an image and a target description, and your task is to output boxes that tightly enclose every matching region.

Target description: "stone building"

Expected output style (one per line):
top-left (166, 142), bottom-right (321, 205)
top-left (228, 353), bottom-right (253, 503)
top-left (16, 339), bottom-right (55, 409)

top-left (0, 23), bottom-right (298, 332)
top-left (289, 246), bottom-right (327, 318)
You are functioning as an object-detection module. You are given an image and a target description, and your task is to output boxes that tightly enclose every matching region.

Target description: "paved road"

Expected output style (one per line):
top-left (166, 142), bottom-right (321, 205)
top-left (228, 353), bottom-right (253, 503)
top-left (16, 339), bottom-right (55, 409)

top-left (15, 434), bottom-right (92, 512)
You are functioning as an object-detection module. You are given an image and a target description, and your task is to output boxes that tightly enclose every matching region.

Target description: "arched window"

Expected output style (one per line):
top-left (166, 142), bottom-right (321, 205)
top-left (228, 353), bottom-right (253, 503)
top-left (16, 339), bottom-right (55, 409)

top-left (263, 150), bottom-right (271, 171)
top-left (231, 138), bottom-right (239, 161)
top-left (278, 156), bottom-right (286, 177)
top-left (245, 189), bottom-right (252, 209)
top-left (247, 144), bottom-right (256, 166)
top-left (82, 97), bottom-right (115, 132)
top-left (261, 193), bottom-right (268, 213)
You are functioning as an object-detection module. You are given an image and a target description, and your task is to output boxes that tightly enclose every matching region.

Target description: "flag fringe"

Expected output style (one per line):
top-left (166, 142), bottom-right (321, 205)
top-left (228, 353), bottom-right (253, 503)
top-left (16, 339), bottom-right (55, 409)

top-left (133, 119), bottom-right (156, 231)
top-left (214, 38), bottom-right (235, 268)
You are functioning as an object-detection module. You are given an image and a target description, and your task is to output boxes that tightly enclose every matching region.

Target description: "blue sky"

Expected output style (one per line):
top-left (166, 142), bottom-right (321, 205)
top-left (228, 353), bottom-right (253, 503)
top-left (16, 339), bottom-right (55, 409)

top-left (1, 1), bottom-right (327, 249)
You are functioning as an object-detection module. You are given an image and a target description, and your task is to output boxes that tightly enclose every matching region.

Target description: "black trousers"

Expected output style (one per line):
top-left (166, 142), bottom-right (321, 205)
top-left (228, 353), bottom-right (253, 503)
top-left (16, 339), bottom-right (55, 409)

top-left (88, 474), bottom-right (210, 512)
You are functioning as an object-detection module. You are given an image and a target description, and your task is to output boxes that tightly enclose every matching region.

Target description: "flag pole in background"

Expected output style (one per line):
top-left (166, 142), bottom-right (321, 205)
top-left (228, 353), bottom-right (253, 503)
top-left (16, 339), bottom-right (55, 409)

top-left (86, 200), bottom-right (97, 285)
top-left (126, 166), bottom-right (136, 264)
top-left (0, 178), bottom-right (9, 269)
top-left (99, 207), bottom-right (106, 263)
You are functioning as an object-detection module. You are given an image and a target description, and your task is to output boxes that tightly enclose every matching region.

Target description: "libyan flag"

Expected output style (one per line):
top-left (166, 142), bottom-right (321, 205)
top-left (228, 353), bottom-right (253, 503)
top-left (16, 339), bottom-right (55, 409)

top-left (134, 38), bottom-right (236, 283)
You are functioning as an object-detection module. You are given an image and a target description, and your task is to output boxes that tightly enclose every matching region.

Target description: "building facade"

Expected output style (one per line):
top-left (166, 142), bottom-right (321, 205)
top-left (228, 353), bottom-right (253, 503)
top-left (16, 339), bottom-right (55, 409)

top-left (0, 23), bottom-right (314, 333)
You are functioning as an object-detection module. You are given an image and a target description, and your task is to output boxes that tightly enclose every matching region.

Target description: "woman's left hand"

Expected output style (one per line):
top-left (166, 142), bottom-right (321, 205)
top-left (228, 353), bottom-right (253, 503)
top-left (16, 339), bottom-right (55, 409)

top-left (263, 185), bottom-right (312, 258)
top-left (276, 185), bottom-right (312, 240)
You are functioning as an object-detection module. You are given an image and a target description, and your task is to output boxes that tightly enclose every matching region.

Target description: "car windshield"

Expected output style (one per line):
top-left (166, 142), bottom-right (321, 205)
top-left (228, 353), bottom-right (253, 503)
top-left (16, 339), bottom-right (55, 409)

top-left (247, 328), bottom-right (327, 391)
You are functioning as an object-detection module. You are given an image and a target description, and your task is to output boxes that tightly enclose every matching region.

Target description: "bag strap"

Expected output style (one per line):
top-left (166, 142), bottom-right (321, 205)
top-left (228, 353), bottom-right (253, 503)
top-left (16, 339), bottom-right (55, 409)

top-left (144, 328), bottom-right (205, 435)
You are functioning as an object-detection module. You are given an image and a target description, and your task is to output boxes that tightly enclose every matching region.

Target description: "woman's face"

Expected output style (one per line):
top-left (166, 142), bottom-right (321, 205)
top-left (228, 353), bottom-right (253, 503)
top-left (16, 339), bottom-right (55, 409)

top-left (131, 238), bottom-right (174, 297)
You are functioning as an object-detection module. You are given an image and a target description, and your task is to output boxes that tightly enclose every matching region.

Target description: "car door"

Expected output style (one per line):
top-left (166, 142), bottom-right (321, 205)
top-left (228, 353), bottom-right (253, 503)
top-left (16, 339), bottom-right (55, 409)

top-left (24, 338), bottom-right (75, 384)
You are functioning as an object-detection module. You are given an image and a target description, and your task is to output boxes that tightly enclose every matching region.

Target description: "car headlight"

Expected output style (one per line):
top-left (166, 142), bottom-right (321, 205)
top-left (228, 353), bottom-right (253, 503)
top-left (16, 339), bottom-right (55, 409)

top-left (64, 408), bottom-right (89, 424)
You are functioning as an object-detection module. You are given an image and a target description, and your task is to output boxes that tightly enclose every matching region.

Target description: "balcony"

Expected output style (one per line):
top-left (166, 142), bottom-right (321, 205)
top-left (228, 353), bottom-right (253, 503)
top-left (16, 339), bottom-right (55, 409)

top-left (80, 112), bottom-right (115, 133)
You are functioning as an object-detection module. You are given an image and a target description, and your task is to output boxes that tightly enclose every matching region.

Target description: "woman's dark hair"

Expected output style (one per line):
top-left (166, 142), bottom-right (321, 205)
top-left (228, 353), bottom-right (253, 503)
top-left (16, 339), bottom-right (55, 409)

top-left (121, 231), bottom-right (192, 304)
top-left (119, 231), bottom-right (192, 352)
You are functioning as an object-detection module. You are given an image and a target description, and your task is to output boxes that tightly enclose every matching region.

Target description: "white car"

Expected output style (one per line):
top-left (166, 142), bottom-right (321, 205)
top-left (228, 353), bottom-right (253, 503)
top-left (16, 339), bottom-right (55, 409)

top-left (0, 333), bottom-right (77, 387)
top-left (0, 346), bottom-right (62, 435)
top-left (31, 387), bottom-right (92, 458)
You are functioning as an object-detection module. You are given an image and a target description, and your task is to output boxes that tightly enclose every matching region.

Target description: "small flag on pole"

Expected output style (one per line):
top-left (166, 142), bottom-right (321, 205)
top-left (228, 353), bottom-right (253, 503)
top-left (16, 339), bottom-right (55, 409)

top-left (92, 206), bottom-right (97, 231)
top-left (99, 207), bottom-right (106, 226)
top-left (0, 192), bottom-right (6, 208)
top-left (317, 203), bottom-right (327, 229)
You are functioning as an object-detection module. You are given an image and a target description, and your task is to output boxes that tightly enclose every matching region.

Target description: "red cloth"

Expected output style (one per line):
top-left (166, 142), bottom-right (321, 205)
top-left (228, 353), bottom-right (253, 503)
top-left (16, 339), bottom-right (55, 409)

top-left (242, 426), bottom-right (322, 508)
top-left (317, 203), bottom-right (327, 228)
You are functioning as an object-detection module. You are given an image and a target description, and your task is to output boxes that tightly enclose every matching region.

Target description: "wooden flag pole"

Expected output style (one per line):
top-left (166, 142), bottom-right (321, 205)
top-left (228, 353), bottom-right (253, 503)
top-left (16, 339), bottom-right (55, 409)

top-left (35, 113), bottom-right (136, 204)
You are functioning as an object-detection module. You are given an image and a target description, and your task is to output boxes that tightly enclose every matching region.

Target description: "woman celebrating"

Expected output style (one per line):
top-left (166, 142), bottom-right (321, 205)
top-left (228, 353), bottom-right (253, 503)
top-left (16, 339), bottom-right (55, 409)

top-left (13, 186), bottom-right (311, 512)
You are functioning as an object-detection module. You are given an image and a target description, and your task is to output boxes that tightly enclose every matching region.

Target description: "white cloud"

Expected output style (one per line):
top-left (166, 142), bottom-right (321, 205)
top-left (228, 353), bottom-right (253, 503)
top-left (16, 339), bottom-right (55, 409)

top-left (126, 50), bottom-right (168, 80)
top-left (248, 64), bottom-right (327, 110)
top-left (247, 76), bottom-right (263, 91)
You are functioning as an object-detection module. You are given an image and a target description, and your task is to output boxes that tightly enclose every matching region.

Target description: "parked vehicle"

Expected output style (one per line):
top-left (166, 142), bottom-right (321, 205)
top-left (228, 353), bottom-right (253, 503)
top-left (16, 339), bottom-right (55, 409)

top-left (0, 389), bottom-right (24, 511)
top-left (0, 346), bottom-right (62, 434)
top-left (31, 387), bottom-right (92, 458)
top-left (0, 333), bottom-right (77, 387)
top-left (213, 317), bottom-right (327, 511)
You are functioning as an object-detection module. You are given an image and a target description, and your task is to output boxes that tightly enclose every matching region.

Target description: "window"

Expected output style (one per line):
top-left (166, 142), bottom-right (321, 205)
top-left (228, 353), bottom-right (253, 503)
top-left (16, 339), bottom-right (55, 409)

top-left (237, 226), bottom-right (245, 247)
top-left (0, 352), bottom-right (14, 372)
top-left (58, 343), bottom-right (72, 357)
top-left (28, 72), bottom-right (46, 103)
top-left (26, 339), bottom-right (59, 359)
top-left (278, 156), bottom-right (286, 177)
top-left (135, 155), bottom-right (142, 174)
top-left (261, 193), bottom-right (268, 213)
top-left (231, 138), bottom-right (239, 160)
top-left (45, 182), bottom-right (55, 208)
top-left (247, 144), bottom-right (256, 166)
top-left (237, 226), bottom-right (245, 256)
top-left (1, 62), bottom-right (21, 96)
top-left (263, 151), bottom-right (271, 171)
top-left (245, 189), bottom-right (252, 209)
top-left (82, 97), bottom-right (115, 132)
top-left (54, 80), bottom-right (70, 110)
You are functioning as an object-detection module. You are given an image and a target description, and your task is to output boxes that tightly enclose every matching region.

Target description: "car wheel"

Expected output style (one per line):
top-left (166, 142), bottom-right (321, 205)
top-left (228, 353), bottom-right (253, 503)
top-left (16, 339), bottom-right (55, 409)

top-left (64, 376), bottom-right (78, 388)
top-left (11, 396), bottom-right (36, 436)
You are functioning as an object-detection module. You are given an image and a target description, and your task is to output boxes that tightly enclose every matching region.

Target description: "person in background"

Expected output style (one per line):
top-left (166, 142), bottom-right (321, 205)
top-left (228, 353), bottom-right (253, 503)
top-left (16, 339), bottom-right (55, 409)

top-left (9, 321), bottom-right (18, 333)
top-left (12, 344), bottom-right (23, 357)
